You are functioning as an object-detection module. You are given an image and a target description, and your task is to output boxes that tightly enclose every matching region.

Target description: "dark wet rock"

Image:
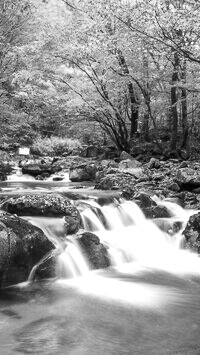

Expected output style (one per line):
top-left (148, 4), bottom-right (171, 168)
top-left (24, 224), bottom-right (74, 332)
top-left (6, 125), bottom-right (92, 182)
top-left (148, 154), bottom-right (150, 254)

top-left (168, 182), bottom-right (180, 192)
top-left (35, 175), bottom-right (43, 180)
top-left (52, 176), bottom-right (64, 181)
top-left (63, 215), bottom-right (81, 235)
top-left (182, 213), bottom-right (200, 253)
top-left (41, 172), bottom-right (50, 179)
top-left (69, 163), bottom-right (97, 182)
top-left (22, 160), bottom-right (62, 177)
top-left (78, 232), bottom-right (110, 270)
top-left (134, 192), bottom-right (157, 210)
top-left (176, 168), bottom-right (200, 190)
top-left (34, 253), bottom-right (57, 280)
top-left (0, 212), bottom-right (55, 288)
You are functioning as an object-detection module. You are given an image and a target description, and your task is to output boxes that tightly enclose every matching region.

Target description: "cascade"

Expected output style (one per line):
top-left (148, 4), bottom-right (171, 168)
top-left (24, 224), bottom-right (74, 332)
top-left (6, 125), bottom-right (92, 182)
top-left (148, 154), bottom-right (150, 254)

top-left (25, 198), bottom-right (200, 281)
top-left (81, 199), bottom-right (200, 274)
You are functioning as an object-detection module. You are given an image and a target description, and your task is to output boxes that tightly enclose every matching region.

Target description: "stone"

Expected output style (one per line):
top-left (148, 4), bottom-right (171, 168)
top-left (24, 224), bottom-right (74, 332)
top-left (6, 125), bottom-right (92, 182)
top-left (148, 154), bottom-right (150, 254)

top-left (1, 194), bottom-right (81, 230)
top-left (78, 232), bottom-right (110, 270)
top-left (69, 163), bottom-right (97, 182)
top-left (135, 192), bottom-right (157, 210)
top-left (22, 161), bottom-right (62, 177)
top-left (169, 182), bottom-right (180, 192)
top-left (176, 168), bottom-right (200, 189)
top-left (118, 159), bottom-right (142, 170)
top-left (148, 158), bottom-right (160, 169)
top-left (125, 168), bottom-right (145, 179)
top-left (119, 151), bottom-right (133, 161)
top-left (179, 161), bottom-right (188, 169)
top-left (182, 213), bottom-right (200, 253)
top-left (0, 212), bottom-right (55, 288)
top-left (63, 215), bottom-right (81, 234)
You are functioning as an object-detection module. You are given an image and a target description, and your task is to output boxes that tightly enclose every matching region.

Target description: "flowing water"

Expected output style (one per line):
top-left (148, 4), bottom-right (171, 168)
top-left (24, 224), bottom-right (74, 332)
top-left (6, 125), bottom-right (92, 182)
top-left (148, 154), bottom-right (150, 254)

top-left (1, 179), bottom-right (200, 354)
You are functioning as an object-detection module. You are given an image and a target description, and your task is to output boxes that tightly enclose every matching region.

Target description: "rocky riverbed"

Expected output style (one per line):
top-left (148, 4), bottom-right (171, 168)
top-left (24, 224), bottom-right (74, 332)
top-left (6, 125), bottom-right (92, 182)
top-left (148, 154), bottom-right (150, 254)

top-left (1, 150), bottom-right (200, 288)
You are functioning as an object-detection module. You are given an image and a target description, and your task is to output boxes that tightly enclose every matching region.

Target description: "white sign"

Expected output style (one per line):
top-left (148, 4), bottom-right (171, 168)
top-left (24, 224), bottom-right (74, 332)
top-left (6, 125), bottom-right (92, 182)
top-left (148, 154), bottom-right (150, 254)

top-left (18, 147), bottom-right (30, 155)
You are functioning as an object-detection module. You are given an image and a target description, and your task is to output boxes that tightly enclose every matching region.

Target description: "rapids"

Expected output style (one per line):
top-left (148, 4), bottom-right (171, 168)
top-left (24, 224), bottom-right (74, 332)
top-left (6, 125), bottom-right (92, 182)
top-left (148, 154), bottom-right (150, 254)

top-left (0, 178), bottom-right (200, 354)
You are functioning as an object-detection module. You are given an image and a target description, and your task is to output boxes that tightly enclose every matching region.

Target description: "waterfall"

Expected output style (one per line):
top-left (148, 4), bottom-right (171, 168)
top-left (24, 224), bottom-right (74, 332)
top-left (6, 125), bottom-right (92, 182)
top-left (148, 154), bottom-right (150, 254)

top-left (81, 199), bottom-right (200, 274)
top-left (24, 198), bottom-right (200, 281)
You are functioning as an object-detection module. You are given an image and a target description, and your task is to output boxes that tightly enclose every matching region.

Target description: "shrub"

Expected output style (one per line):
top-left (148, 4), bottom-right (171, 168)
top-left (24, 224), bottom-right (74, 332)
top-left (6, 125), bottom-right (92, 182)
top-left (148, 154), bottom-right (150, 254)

top-left (31, 136), bottom-right (82, 156)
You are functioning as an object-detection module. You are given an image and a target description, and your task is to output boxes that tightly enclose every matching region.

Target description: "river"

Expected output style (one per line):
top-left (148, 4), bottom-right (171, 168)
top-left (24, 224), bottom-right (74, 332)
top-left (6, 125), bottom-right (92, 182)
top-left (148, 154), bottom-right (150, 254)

top-left (0, 178), bottom-right (200, 354)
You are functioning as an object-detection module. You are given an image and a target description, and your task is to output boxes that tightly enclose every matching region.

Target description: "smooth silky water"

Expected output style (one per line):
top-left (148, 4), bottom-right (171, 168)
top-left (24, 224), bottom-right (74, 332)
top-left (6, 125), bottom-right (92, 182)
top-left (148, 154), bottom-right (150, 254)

top-left (1, 180), bottom-right (200, 354)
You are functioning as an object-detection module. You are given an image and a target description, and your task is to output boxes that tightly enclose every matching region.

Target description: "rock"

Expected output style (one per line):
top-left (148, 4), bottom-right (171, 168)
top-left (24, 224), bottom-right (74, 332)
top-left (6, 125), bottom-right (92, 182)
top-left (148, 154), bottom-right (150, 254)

top-left (78, 232), bottom-right (110, 270)
top-left (95, 174), bottom-right (122, 190)
top-left (1, 194), bottom-right (81, 228)
top-left (119, 151), bottom-right (133, 161)
top-left (52, 176), bottom-right (64, 181)
top-left (182, 213), bottom-right (200, 253)
top-left (35, 175), bottom-right (43, 180)
top-left (1, 194), bottom-right (82, 237)
top-left (69, 163), bottom-right (97, 182)
top-left (22, 161), bottom-right (62, 177)
top-left (176, 168), bottom-right (200, 190)
top-left (63, 215), bottom-right (80, 234)
top-left (148, 158), bottom-right (160, 169)
top-left (179, 161), bottom-right (188, 169)
top-left (143, 205), bottom-right (171, 219)
top-left (134, 192), bottom-right (157, 210)
top-left (168, 182), bottom-right (180, 192)
top-left (118, 159), bottom-right (141, 170)
top-left (125, 168), bottom-right (145, 179)
top-left (0, 212), bottom-right (55, 288)
top-left (41, 172), bottom-right (50, 179)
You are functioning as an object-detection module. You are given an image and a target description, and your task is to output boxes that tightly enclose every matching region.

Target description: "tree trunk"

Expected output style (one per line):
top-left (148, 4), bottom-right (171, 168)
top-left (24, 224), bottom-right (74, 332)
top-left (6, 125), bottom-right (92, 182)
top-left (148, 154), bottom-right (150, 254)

top-left (117, 49), bottom-right (139, 138)
top-left (170, 51), bottom-right (179, 151)
top-left (180, 58), bottom-right (188, 150)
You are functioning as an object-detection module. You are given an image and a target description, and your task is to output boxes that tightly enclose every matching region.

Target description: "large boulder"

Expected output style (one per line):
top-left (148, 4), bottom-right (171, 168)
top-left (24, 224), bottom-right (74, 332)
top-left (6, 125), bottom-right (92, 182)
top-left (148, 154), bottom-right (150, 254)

top-left (0, 212), bottom-right (55, 288)
top-left (69, 163), bottom-right (97, 182)
top-left (21, 160), bottom-right (62, 177)
top-left (1, 193), bottom-right (82, 235)
top-left (176, 168), bottom-right (200, 190)
top-left (78, 232), bottom-right (110, 270)
top-left (182, 213), bottom-right (200, 253)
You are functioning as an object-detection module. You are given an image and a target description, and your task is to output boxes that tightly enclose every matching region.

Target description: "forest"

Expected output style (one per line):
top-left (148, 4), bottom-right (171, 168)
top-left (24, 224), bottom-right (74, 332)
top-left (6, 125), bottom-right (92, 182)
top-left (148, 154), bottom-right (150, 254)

top-left (1, 0), bottom-right (200, 158)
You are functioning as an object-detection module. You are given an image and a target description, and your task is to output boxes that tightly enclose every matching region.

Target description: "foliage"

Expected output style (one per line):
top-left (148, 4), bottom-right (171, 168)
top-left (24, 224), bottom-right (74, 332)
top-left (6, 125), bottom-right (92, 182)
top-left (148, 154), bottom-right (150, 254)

top-left (1, 0), bottom-right (200, 156)
top-left (31, 136), bottom-right (82, 156)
